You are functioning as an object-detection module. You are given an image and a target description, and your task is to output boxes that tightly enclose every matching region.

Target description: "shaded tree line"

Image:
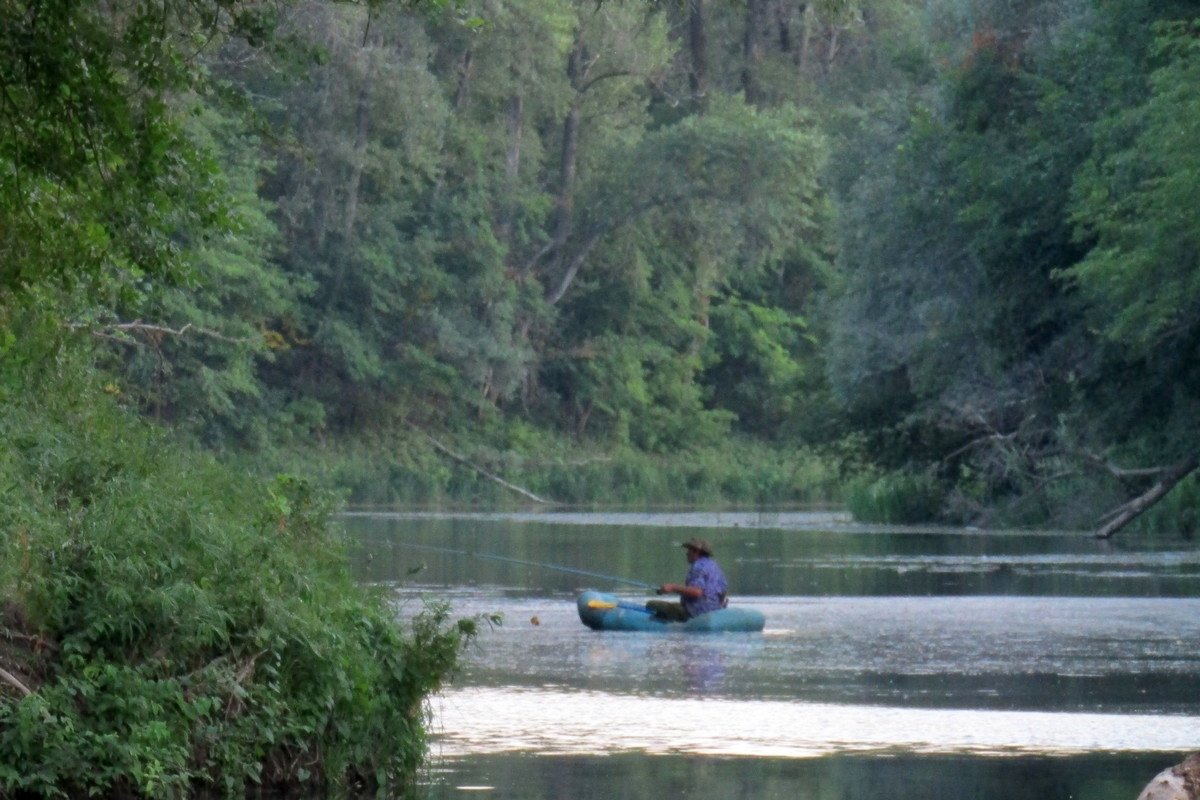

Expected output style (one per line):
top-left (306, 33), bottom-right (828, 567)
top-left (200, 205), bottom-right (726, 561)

top-left (5, 0), bottom-right (1199, 531)
top-left (827, 0), bottom-right (1200, 532)
top-left (91, 0), bottom-right (887, 454)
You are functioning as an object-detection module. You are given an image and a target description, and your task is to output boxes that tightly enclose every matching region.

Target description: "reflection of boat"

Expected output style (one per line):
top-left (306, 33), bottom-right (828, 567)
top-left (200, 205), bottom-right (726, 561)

top-left (576, 590), bottom-right (766, 633)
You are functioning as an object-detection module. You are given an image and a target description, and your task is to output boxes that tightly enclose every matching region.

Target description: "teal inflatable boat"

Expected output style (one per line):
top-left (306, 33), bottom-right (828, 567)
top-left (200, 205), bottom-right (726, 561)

top-left (576, 590), bottom-right (766, 633)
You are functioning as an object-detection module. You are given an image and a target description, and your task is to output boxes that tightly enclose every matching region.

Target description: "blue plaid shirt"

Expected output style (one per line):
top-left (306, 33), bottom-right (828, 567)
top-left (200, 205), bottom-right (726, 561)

top-left (683, 556), bottom-right (728, 617)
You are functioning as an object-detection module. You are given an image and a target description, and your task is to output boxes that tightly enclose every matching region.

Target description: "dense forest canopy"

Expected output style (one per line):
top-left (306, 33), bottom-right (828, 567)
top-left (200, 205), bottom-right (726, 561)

top-left (3, 0), bottom-right (1199, 529)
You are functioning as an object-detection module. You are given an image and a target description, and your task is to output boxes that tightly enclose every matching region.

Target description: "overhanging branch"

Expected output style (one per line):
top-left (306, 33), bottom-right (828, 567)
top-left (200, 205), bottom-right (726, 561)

top-left (1095, 454), bottom-right (1198, 539)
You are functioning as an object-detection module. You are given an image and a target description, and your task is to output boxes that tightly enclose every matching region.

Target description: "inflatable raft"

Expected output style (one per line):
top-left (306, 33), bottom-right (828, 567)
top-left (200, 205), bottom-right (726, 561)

top-left (576, 590), bottom-right (766, 633)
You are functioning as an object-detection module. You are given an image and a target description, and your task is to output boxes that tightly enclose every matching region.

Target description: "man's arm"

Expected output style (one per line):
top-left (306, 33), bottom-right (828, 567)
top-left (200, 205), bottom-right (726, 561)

top-left (658, 583), bottom-right (702, 599)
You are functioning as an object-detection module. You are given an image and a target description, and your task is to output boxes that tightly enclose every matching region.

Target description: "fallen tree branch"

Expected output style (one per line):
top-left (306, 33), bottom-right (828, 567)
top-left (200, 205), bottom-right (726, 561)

top-left (235, 650), bottom-right (265, 686)
top-left (0, 627), bottom-right (57, 653)
top-left (408, 423), bottom-right (554, 506)
top-left (940, 429), bottom-right (1019, 465)
top-left (70, 319), bottom-right (255, 345)
top-left (1076, 449), bottom-right (1170, 480)
top-left (1095, 454), bottom-right (1199, 540)
top-left (225, 650), bottom-right (267, 720)
top-left (0, 666), bottom-right (32, 698)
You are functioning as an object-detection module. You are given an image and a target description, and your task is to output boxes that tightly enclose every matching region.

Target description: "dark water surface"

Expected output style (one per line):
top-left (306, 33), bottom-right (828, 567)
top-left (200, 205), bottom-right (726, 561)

top-left (344, 511), bottom-right (1200, 799)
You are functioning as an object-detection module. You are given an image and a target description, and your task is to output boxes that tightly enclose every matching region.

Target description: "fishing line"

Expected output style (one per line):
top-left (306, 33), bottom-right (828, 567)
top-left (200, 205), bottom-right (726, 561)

top-left (388, 541), bottom-right (658, 591)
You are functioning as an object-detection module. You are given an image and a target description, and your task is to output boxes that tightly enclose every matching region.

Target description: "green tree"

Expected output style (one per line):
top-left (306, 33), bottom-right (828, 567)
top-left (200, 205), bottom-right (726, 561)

top-left (0, 0), bottom-right (249, 311)
top-left (541, 96), bottom-right (831, 447)
top-left (235, 2), bottom-right (457, 429)
top-left (825, 0), bottom-right (1200, 527)
top-left (0, 2), bottom-right (477, 793)
top-left (1062, 19), bottom-right (1200, 534)
top-left (99, 105), bottom-right (308, 446)
top-left (1068, 21), bottom-right (1200, 356)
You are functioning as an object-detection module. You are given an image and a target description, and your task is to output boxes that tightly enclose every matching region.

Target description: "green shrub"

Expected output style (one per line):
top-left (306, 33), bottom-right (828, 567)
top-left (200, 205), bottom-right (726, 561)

top-left (845, 470), bottom-right (944, 524)
top-left (0, 372), bottom-right (477, 797)
top-left (250, 432), bottom-right (845, 510)
top-left (1132, 473), bottom-right (1200, 539)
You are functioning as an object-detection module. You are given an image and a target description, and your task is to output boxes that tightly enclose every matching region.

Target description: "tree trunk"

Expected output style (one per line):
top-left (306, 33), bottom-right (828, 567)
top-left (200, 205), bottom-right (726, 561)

top-left (410, 423), bottom-right (554, 505)
top-left (342, 79), bottom-right (371, 242)
top-left (544, 101), bottom-right (579, 267)
top-left (1095, 454), bottom-right (1199, 539)
top-left (505, 93), bottom-right (523, 180)
top-left (528, 37), bottom-right (584, 282)
top-left (687, 0), bottom-right (708, 110)
top-left (799, 2), bottom-right (814, 71)
top-left (741, 0), bottom-right (766, 104)
top-left (546, 226), bottom-right (602, 306)
top-left (552, 43), bottom-right (585, 251)
top-left (312, 179), bottom-right (332, 250)
top-left (322, 56), bottom-right (375, 313)
top-left (453, 48), bottom-right (473, 110)
top-left (498, 92), bottom-right (523, 245)
top-left (309, 73), bottom-right (335, 250)
top-left (824, 24), bottom-right (840, 74)
top-left (776, 0), bottom-right (795, 54)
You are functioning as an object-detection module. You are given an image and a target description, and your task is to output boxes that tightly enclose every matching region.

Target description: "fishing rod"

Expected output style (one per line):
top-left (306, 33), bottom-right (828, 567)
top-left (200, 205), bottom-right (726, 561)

top-left (389, 541), bottom-right (658, 591)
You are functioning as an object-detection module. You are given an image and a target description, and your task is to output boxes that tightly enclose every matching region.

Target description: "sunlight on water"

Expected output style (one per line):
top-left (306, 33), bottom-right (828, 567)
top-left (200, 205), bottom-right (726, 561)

top-left (431, 686), bottom-right (1200, 759)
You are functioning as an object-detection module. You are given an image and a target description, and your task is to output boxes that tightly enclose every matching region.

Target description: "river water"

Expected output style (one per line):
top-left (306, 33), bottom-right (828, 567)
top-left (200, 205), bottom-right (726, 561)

top-left (343, 511), bottom-right (1200, 799)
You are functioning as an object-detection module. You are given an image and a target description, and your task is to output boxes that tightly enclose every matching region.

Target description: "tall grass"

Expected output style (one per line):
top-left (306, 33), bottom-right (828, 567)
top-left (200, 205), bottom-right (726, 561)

top-left (844, 470), bottom-right (944, 524)
top-left (0, 365), bottom-right (477, 797)
top-left (256, 432), bottom-right (844, 510)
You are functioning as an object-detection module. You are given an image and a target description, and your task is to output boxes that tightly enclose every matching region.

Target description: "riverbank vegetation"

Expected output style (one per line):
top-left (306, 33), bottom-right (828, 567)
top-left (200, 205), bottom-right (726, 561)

top-left (0, 357), bottom-right (479, 796)
top-left (0, 0), bottom-right (477, 794)
top-left (4, 0), bottom-right (1200, 793)
top-left (253, 431), bottom-right (844, 509)
top-left (20, 0), bottom-right (1186, 533)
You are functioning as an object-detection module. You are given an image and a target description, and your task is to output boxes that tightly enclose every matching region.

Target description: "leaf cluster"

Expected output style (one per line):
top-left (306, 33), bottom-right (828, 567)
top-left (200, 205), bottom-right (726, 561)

top-left (0, 362), bottom-right (475, 797)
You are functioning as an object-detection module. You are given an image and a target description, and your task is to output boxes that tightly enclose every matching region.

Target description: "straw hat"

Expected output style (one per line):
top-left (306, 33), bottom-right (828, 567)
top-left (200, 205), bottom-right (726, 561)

top-left (680, 538), bottom-right (713, 556)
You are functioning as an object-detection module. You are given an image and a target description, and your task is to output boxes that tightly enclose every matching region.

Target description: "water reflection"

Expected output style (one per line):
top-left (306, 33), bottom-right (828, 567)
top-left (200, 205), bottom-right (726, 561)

top-left (576, 636), bottom-right (730, 694)
top-left (681, 643), bottom-right (725, 693)
top-left (347, 512), bottom-right (1200, 597)
top-left (431, 686), bottom-right (1200, 758)
top-left (419, 752), bottom-right (1175, 800)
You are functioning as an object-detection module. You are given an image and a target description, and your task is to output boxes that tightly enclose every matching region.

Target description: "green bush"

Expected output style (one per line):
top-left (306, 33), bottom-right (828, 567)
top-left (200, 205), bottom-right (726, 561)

top-left (845, 470), bottom-right (944, 524)
top-left (1132, 473), bottom-right (1200, 539)
top-left (253, 432), bottom-right (844, 510)
top-left (0, 371), bottom-right (477, 797)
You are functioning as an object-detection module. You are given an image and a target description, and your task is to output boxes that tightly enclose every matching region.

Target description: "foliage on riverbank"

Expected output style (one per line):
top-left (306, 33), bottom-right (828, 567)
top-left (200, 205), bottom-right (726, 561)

top-left (246, 425), bottom-right (846, 510)
top-left (0, 360), bottom-right (478, 797)
top-left (844, 471), bottom-right (945, 526)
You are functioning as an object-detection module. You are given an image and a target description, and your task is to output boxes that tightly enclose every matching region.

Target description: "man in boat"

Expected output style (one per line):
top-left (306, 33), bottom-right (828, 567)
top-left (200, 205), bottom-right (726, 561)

top-left (647, 538), bottom-right (728, 622)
